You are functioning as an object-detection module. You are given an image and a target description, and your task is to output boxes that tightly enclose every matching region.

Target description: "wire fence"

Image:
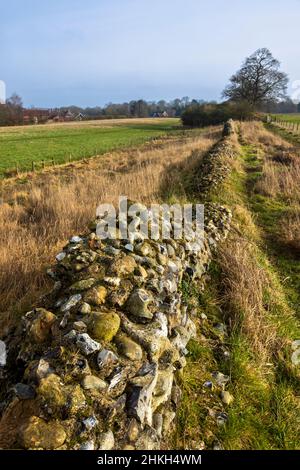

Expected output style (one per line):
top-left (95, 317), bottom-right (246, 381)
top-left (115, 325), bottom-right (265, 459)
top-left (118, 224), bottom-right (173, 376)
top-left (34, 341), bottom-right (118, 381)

top-left (270, 116), bottom-right (300, 134)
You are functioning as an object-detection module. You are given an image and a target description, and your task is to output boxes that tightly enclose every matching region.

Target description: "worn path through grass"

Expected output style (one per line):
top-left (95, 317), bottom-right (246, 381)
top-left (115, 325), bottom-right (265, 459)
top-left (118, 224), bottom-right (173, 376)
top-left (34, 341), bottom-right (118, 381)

top-left (173, 121), bottom-right (300, 450)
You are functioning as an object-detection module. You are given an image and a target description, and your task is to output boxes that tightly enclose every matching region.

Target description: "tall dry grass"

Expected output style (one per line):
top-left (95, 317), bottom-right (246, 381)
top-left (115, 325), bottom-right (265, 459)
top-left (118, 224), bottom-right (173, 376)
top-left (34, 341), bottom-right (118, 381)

top-left (255, 157), bottom-right (300, 203)
top-left (239, 121), bottom-right (293, 151)
top-left (219, 236), bottom-right (281, 366)
top-left (240, 121), bottom-right (300, 254)
top-left (0, 131), bottom-right (218, 333)
top-left (280, 209), bottom-right (300, 255)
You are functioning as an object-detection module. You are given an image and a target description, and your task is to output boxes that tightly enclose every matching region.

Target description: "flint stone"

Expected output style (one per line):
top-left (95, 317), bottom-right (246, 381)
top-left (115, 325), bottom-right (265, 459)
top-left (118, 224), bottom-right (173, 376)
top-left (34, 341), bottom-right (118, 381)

top-left (127, 363), bottom-right (158, 425)
top-left (98, 430), bottom-right (115, 450)
top-left (70, 236), bottom-right (83, 244)
top-left (108, 369), bottom-right (125, 391)
top-left (76, 333), bottom-right (101, 355)
top-left (0, 341), bottom-right (6, 367)
top-left (79, 440), bottom-right (95, 450)
top-left (73, 321), bottom-right (87, 332)
top-left (162, 410), bottom-right (176, 434)
top-left (152, 413), bottom-right (163, 438)
top-left (108, 256), bottom-right (137, 276)
top-left (79, 302), bottom-right (92, 314)
top-left (135, 428), bottom-right (159, 450)
top-left (30, 309), bottom-right (57, 344)
top-left (21, 416), bottom-right (66, 450)
top-left (83, 416), bottom-right (98, 431)
top-left (56, 252), bottom-right (66, 262)
top-left (221, 391), bottom-right (234, 405)
top-left (104, 277), bottom-right (121, 287)
top-left (37, 373), bottom-right (66, 408)
top-left (60, 294), bottom-right (82, 313)
top-left (126, 289), bottom-right (153, 320)
top-left (152, 368), bottom-right (174, 411)
top-left (13, 383), bottom-right (36, 400)
top-left (120, 314), bottom-right (176, 362)
top-left (25, 358), bottom-right (53, 382)
top-left (212, 371), bottom-right (230, 387)
top-left (82, 375), bottom-right (107, 392)
top-left (84, 286), bottom-right (107, 306)
top-left (97, 349), bottom-right (119, 370)
top-left (127, 419), bottom-right (139, 442)
top-left (115, 334), bottom-right (143, 361)
top-left (69, 278), bottom-right (96, 292)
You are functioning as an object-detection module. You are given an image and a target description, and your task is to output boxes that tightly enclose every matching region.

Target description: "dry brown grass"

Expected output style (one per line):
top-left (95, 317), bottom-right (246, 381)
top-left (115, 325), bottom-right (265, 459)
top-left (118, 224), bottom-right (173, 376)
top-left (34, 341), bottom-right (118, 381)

top-left (239, 121), bottom-right (293, 151)
top-left (255, 158), bottom-right (300, 202)
top-left (280, 208), bottom-right (300, 255)
top-left (240, 120), bottom-right (300, 200)
top-left (219, 235), bottom-right (281, 367)
top-left (0, 130), bottom-right (218, 333)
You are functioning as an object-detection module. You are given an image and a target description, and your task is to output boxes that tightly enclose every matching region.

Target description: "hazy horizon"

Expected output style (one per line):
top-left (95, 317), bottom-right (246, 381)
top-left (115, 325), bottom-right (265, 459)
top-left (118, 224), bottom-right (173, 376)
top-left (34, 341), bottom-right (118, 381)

top-left (1, 0), bottom-right (299, 108)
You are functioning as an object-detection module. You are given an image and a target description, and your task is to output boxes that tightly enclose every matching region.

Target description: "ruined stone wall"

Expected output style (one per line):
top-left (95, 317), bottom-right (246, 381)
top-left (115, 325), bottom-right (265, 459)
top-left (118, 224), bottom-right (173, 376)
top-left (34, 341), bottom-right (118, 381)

top-left (0, 120), bottom-right (236, 450)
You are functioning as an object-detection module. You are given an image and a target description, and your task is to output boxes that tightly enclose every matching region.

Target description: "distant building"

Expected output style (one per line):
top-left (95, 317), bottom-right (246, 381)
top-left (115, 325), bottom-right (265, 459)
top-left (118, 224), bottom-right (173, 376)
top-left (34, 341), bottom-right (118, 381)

top-left (23, 108), bottom-right (51, 124)
top-left (75, 112), bottom-right (85, 121)
top-left (48, 109), bottom-right (75, 122)
top-left (152, 111), bottom-right (169, 118)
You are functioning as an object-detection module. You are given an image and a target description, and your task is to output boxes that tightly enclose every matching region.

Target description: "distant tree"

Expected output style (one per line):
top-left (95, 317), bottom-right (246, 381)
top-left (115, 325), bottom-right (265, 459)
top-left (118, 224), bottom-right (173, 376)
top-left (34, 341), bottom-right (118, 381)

top-left (6, 93), bottom-right (23, 125)
top-left (7, 93), bottom-right (23, 108)
top-left (129, 100), bottom-right (149, 117)
top-left (298, 102), bottom-right (300, 113)
top-left (223, 48), bottom-right (288, 108)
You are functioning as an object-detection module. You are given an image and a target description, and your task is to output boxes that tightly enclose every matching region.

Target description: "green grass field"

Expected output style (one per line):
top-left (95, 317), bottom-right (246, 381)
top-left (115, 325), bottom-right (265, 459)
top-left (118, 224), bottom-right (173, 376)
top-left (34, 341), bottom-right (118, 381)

top-left (272, 113), bottom-right (300, 123)
top-left (0, 118), bottom-right (180, 176)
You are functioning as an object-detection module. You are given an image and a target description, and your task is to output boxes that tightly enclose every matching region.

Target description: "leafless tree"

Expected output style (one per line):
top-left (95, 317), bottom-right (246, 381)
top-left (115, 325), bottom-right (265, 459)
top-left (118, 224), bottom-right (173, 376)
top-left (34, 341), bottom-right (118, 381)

top-left (223, 48), bottom-right (288, 108)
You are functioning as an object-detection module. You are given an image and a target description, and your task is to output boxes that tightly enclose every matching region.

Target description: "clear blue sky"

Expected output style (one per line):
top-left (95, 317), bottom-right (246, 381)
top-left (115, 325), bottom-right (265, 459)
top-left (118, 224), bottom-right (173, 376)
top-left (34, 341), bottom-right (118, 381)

top-left (1, 0), bottom-right (299, 107)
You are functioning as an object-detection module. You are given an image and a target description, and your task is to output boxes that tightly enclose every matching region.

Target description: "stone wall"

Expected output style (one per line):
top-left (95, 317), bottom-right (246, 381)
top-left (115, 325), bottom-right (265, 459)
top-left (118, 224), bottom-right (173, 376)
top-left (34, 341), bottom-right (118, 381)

top-left (0, 120), bottom-right (237, 450)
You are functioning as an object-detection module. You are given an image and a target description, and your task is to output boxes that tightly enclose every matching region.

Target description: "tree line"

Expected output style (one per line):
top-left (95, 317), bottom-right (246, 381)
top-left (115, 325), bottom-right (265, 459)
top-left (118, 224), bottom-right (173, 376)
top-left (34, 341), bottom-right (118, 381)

top-left (0, 96), bottom-right (207, 126)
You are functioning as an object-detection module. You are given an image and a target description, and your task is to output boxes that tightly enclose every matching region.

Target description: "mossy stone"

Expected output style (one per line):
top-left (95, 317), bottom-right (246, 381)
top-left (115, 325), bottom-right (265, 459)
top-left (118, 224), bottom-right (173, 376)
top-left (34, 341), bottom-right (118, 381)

top-left (37, 374), bottom-right (66, 408)
top-left (30, 309), bottom-right (57, 344)
top-left (89, 311), bottom-right (120, 342)
top-left (69, 278), bottom-right (96, 292)
top-left (108, 255), bottom-right (137, 276)
top-left (82, 375), bottom-right (107, 392)
top-left (84, 286), bottom-right (107, 306)
top-left (21, 416), bottom-right (66, 450)
top-left (115, 333), bottom-right (143, 361)
top-left (68, 385), bottom-right (86, 414)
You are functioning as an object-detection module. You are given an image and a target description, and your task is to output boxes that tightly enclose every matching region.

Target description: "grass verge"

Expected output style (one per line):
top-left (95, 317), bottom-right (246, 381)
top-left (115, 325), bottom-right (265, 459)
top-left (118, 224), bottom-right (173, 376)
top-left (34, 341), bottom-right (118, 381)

top-left (173, 121), bottom-right (300, 450)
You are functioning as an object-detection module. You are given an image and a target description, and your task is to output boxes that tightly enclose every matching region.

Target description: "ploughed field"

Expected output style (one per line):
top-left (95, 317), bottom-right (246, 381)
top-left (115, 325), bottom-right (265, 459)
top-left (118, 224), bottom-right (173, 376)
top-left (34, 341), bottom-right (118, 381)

top-left (0, 118), bottom-right (180, 176)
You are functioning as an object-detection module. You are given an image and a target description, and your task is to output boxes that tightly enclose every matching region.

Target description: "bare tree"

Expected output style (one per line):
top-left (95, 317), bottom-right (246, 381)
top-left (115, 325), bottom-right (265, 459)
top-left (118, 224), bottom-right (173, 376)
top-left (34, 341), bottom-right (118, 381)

top-left (7, 93), bottom-right (23, 108)
top-left (6, 93), bottom-right (23, 125)
top-left (223, 48), bottom-right (288, 107)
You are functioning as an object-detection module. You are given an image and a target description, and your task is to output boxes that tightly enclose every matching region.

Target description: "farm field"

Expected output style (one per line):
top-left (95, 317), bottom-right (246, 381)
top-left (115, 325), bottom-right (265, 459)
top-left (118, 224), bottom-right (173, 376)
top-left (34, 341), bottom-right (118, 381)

top-left (272, 113), bottom-right (300, 123)
top-left (269, 114), bottom-right (300, 143)
top-left (0, 117), bottom-right (180, 176)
